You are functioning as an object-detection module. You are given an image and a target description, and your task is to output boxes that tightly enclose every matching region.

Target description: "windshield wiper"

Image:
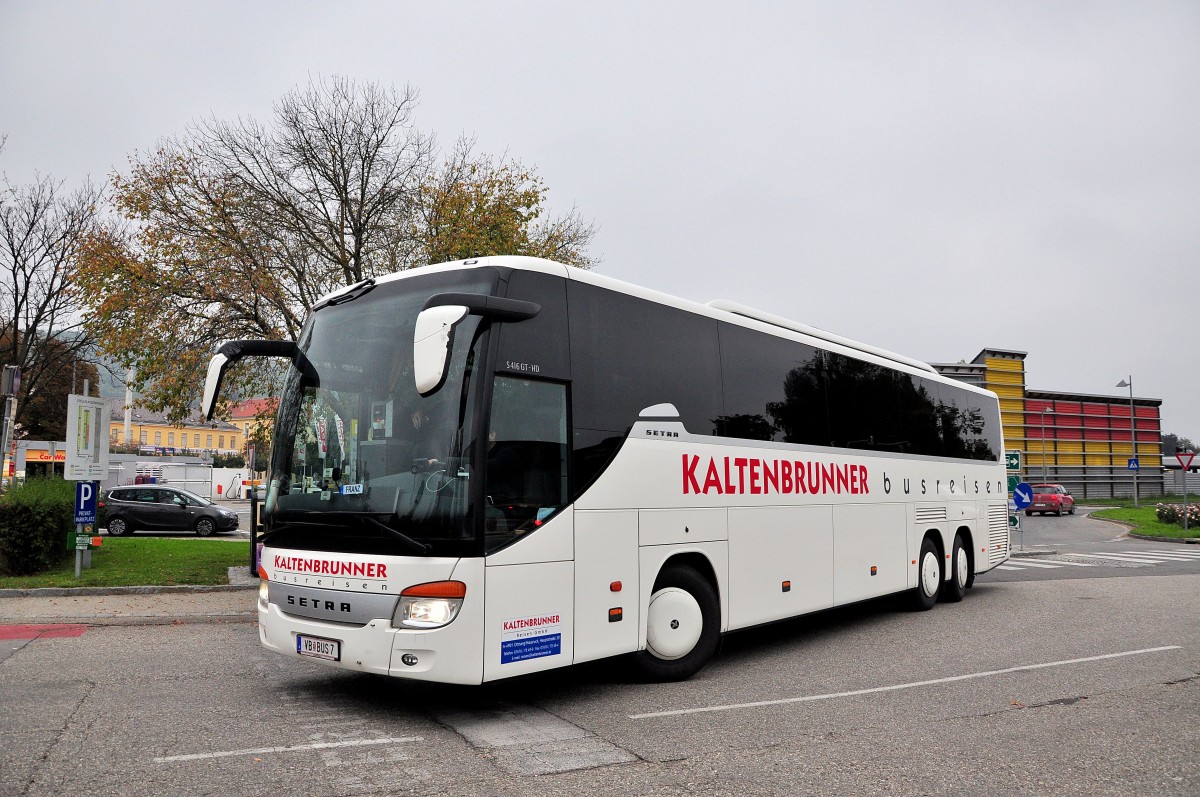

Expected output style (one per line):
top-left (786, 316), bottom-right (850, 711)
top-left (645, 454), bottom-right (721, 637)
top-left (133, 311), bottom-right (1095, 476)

top-left (313, 278), bottom-right (376, 310)
top-left (365, 516), bottom-right (432, 555)
top-left (262, 511), bottom-right (431, 555)
top-left (258, 518), bottom-right (328, 545)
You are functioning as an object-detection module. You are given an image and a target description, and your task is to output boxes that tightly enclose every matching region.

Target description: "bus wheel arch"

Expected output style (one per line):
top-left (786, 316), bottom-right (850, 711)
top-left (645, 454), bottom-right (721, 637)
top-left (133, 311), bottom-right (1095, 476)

top-left (634, 555), bottom-right (721, 681)
top-left (941, 527), bottom-right (974, 603)
top-left (912, 532), bottom-right (943, 611)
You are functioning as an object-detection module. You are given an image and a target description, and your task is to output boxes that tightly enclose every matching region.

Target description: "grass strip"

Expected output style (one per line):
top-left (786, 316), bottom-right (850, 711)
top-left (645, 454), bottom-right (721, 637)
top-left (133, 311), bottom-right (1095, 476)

top-left (0, 537), bottom-right (251, 589)
top-left (1092, 506), bottom-right (1200, 540)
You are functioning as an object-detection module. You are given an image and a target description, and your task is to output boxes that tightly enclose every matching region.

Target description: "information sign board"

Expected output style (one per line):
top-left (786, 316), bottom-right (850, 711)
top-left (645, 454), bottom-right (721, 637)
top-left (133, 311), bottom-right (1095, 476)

top-left (1005, 451), bottom-right (1022, 471)
top-left (65, 395), bottom-right (110, 481)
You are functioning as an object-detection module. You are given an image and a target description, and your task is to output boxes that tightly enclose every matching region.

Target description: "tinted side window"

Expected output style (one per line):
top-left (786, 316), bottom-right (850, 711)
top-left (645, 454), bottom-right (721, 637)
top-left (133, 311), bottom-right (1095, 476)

top-left (485, 377), bottom-right (568, 553)
top-left (933, 381), bottom-right (1001, 461)
top-left (497, 270), bottom-right (570, 381)
top-left (897, 374), bottom-right (944, 457)
top-left (568, 282), bottom-right (721, 493)
top-left (718, 322), bottom-right (828, 445)
top-left (824, 352), bottom-right (907, 452)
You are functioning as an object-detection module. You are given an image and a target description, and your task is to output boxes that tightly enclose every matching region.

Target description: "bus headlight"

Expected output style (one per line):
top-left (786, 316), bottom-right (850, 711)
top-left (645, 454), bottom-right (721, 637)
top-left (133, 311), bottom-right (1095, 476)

top-left (393, 581), bottom-right (466, 629)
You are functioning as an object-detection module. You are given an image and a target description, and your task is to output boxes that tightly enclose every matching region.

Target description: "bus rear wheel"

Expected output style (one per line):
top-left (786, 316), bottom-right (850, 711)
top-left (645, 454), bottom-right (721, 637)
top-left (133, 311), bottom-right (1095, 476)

top-left (941, 533), bottom-right (971, 603)
top-left (912, 536), bottom-right (941, 611)
top-left (633, 565), bottom-right (719, 682)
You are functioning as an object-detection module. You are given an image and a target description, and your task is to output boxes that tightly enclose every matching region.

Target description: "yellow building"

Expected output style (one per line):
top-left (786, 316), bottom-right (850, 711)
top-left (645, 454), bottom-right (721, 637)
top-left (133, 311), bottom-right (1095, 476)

top-left (106, 398), bottom-right (242, 455)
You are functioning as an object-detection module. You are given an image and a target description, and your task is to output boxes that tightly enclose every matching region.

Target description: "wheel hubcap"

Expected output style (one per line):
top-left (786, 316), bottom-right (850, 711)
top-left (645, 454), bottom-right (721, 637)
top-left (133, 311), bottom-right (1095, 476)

top-left (646, 587), bottom-right (703, 660)
top-left (956, 548), bottom-right (969, 586)
top-left (921, 552), bottom-right (940, 597)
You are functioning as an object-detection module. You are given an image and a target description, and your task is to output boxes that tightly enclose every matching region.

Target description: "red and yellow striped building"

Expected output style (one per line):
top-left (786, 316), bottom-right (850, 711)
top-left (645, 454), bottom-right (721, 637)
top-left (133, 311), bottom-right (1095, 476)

top-left (933, 349), bottom-right (1163, 499)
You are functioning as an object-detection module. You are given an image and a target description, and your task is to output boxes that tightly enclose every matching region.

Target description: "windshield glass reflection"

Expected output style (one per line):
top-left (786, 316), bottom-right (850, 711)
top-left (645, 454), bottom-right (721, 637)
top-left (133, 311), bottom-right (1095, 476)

top-left (264, 271), bottom-right (495, 556)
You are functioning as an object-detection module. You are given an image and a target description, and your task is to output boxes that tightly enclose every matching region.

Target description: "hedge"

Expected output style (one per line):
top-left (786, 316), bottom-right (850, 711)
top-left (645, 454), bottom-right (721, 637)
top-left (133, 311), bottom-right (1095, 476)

top-left (0, 478), bottom-right (75, 576)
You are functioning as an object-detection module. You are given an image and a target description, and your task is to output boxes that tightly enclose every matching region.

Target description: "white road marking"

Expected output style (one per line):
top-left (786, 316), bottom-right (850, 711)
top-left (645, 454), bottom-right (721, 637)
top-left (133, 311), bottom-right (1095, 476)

top-left (1144, 549), bottom-right (1200, 557)
top-left (1122, 551), bottom-right (1193, 561)
top-left (1080, 553), bottom-right (1163, 564)
top-left (1036, 558), bottom-right (1095, 567)
top-left (1006, 559), bottom-right (1062, 569)
top-left (154, 737), bottom-right (423, 763)
top-left (996, 565), bottom-right (1020, 570)
top-left (435, 704), bottom-right (636, 775)
top-left (629, 646), bottom-right (1181, 720)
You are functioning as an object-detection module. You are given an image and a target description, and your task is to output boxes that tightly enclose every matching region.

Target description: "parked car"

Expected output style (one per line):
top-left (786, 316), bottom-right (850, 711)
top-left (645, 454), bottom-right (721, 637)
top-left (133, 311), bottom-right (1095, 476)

top-left (99, 485), bottom-right (240, 536)
top-left (1026, 483), bottom-right (1075, 516)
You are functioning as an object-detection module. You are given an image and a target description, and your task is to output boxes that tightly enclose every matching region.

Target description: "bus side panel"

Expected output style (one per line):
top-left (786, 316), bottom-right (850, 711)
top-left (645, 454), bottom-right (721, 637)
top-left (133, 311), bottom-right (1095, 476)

top-left (574, 511), bottom-right (640, 664)
top-left (485, 506), bottom-right (574, 566)
top-left (948, 501), bottom-right (979, 575)
top-left (832, 503), bottom-right (908, 604)
top-left (482, 561), bottom-right (574, 682)
top-left (728, 506), bottom-right (833, 629)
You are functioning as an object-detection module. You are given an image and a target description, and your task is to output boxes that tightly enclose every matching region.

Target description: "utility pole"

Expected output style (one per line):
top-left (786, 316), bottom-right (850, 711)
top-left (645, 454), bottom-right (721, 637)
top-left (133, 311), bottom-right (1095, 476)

top-left (0, 366), bottom-right (21, 489)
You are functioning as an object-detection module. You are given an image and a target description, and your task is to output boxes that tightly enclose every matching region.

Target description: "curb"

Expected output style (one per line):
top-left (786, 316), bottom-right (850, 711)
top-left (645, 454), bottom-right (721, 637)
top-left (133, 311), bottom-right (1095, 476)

top-left (1128, 533), bottom-right (1200, 544)
top-left (2, 613), bottom-right (257, 626)
top-left (0, 583), bottom-right (257, 599)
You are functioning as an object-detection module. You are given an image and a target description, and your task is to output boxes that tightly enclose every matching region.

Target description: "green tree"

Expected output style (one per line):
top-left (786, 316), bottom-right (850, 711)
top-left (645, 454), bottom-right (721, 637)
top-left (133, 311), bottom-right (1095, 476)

top-left (1162, 433), bottom-right (1197, 455)
top-left (76, 77), bottom-right (596, 422)
top-left (418, 139), bottom-right (596, 267)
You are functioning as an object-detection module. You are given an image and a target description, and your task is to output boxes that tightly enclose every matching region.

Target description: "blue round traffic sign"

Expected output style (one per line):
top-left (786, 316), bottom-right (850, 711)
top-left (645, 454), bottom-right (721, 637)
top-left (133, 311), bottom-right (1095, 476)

top-left (1012, 482), bottom-right (1034, 511)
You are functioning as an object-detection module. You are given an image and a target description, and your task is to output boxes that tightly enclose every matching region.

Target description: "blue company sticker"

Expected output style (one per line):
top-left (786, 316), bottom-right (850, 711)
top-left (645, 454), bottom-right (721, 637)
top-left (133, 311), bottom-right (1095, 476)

top-left (500, 613), bottom-right (562, 664)
top-left (340, 483), bottom-right (364, 495)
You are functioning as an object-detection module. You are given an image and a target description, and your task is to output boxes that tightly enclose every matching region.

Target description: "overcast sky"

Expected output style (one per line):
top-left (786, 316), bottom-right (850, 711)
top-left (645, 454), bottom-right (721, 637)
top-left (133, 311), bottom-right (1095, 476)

top-left (3, 1), bottom-right (1198, 441)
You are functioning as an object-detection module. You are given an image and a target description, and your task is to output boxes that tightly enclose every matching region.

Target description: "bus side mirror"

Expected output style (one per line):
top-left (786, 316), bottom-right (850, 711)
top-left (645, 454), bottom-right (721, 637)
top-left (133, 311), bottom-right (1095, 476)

top-left (202, 352), bottom-right (234, 421)
top-left (202, 339), bottom-right (309, 420)
top-left (413, 306), bottom-right (469, 396)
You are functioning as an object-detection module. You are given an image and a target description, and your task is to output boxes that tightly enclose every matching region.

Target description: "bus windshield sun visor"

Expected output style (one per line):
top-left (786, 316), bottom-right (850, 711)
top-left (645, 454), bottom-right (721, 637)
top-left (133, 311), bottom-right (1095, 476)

top-left (413, 294), bottom-right (540, 397)
top-left (422, 293), bottom-right (540, 321)
top-left (201, 339), bottom-right (318, 421)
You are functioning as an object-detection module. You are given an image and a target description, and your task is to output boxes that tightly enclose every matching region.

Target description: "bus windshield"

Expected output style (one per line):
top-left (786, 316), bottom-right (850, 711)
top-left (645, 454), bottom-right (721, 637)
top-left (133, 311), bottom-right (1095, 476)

top-left (263, 270), bottom-right (497, 557)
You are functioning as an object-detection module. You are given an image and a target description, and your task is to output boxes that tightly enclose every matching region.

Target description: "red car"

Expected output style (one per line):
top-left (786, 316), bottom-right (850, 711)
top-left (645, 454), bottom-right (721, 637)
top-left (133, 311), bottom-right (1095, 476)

top-left (1026, 483), bottom-right (1075, 516)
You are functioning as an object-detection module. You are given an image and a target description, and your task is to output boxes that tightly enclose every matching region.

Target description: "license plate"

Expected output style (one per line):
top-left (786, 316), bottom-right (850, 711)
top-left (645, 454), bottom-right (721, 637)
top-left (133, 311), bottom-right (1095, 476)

top-left (296, 634), bottom-right (341, 661)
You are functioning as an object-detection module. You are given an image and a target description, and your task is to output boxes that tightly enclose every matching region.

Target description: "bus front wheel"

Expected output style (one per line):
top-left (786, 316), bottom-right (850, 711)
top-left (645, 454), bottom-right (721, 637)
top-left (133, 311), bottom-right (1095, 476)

top-left (634, 565), bottom-right (719, 682)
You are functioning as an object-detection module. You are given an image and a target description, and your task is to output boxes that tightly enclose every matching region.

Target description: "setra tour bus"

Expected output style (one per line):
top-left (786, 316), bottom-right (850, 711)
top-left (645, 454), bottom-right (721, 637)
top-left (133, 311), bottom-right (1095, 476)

top-left (202, 256), bottom-right (1010, 684)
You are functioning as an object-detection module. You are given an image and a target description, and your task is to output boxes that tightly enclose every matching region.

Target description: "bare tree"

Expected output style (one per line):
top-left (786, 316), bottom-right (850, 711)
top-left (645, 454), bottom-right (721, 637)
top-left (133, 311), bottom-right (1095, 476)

top-left (0, 170), bottom-right (102, 435)
top-left (194, 75), bottom-right (434, 290)
top-left (77, 76), bottom-right (597, 420)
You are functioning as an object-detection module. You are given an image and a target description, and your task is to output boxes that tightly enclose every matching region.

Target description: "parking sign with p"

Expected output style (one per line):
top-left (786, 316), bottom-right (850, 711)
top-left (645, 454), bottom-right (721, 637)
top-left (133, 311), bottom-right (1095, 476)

top-left (74, 481), bottom-right (98, 525)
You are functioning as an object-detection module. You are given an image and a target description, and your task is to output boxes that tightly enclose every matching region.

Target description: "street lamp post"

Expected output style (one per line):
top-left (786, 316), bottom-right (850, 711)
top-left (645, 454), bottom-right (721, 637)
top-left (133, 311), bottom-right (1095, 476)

top-left (1116, 377), bottom-right (1138, 508)
top-left (1041, 408), bottom-right (1055, 480)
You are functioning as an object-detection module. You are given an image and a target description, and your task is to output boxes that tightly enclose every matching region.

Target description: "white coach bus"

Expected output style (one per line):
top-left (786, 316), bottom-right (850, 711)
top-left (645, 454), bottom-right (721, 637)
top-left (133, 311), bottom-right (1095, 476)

top-left (202, 256), bottom-right (1009, 684)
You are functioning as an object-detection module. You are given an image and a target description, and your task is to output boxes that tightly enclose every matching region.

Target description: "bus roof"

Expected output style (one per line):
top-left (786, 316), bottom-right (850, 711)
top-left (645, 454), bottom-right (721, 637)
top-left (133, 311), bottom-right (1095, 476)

top-left (363, 256), bottom-right (994, 398)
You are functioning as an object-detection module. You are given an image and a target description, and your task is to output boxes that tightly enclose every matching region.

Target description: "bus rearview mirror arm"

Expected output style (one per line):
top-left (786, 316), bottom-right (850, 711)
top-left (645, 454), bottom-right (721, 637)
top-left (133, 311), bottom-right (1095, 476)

top-left (201, 339), bottom-right (317, 421)
top-left (413, 294), bottom-right (540, 396)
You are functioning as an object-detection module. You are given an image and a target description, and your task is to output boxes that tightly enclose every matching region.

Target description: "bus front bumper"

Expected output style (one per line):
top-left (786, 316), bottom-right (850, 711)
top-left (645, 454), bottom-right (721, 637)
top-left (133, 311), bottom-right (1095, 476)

top-left (257, 594), bottom-right (486, 685)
